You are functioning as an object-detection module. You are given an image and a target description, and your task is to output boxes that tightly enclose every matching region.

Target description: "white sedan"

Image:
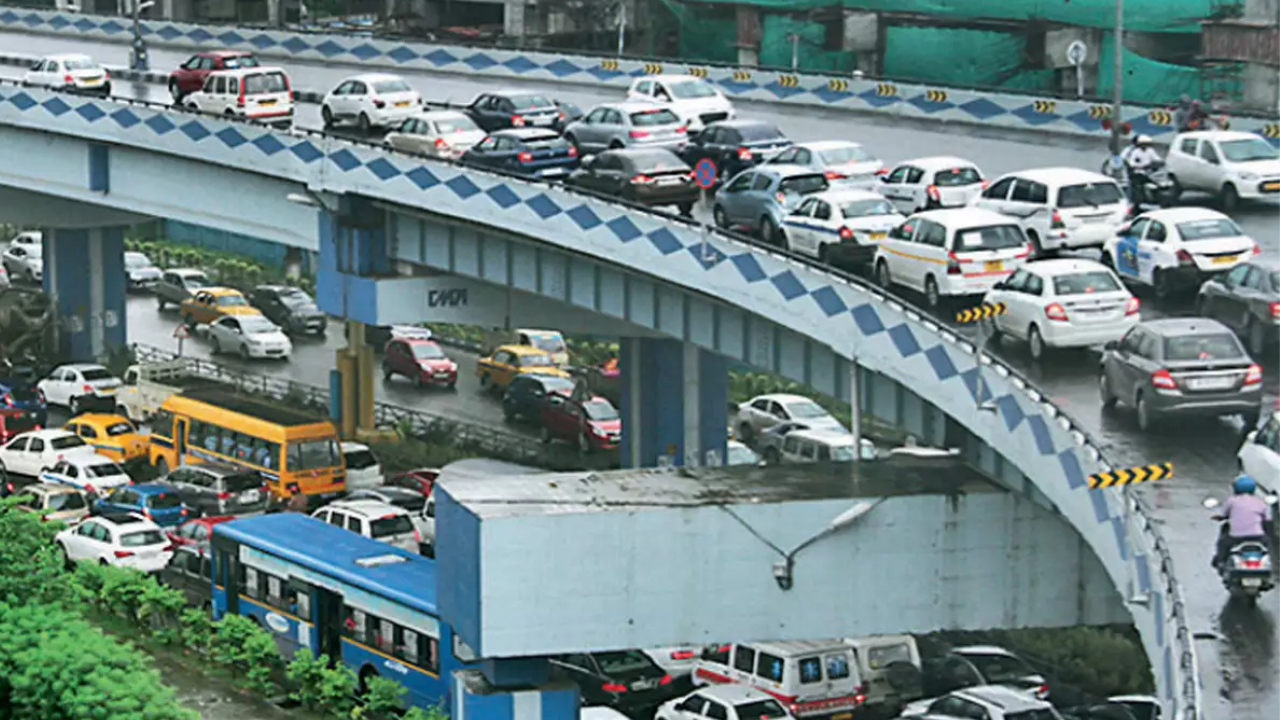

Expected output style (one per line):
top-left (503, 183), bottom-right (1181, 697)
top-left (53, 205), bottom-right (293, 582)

top-left (0, 429), bottom-right (100, 477)
top-left (656, 685), bottom-right (792, 720)
top-left (733, 393), bottom-right (846, 445)
top-left (781, 189), bottom-right (905, 267)
top-left (202, 315), bottom-right (293, 360)
top-left (56, 513), bottom-right (174, 573)
top-left (879, 156), bottom-right (986, 213)
top-left (321, 73), bottom-right (422, 131)
top-left (1102, 207), bottom-right (1259, 298)
top-left (2, 243), bottom-right (42, 283)
top-left (37, 363), bottom-right (122, 413)
top-left (23, 53), bottom-right (111, 95)
top-left (983, 259), bottom-right (1140, 361)
top-left (40, 456), bottom-right (133, 495)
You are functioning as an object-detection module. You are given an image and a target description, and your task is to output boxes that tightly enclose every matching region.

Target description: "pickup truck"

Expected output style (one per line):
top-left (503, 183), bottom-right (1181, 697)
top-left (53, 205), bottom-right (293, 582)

top-left (115, 359), bottom-right (234, 422)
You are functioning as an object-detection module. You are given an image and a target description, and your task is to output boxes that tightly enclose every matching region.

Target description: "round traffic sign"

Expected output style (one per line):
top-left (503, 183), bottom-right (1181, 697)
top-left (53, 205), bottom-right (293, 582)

top-left (694, 158), bottom-right (718, 189)
top-left (1066, 40), bottom-right (1088, 66)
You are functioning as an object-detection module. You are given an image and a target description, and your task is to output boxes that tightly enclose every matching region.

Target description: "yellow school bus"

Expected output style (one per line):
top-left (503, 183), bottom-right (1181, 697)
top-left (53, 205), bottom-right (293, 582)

top-left (148, 388), bottom-right (345, 499)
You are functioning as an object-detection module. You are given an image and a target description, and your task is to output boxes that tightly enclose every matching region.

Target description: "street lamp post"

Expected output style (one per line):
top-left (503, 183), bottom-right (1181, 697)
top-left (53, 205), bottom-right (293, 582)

top-left (130, 0), bottom-right (154, 72)
top-left (1108, 0), bottom-right (1125, 157)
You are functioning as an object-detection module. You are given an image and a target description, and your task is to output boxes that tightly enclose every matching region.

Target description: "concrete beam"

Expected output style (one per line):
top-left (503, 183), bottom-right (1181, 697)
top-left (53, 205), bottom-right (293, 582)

top-left (0, 187), bottom-right (151, 228)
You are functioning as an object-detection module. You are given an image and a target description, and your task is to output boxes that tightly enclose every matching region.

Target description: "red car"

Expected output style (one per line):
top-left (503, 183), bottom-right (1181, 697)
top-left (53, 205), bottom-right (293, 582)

top-left (381, 338), bottom-right (458, 389)
top-left (0, 408), bottom-right (39, 444)
top-left (387, 468), bottom-right (439, 496)
top-left (168, 50), bottom-right (261, 101)
top-left (540, 390), bottom-right (622, 452)
top-left (167, 516), bottom-right (236, 547)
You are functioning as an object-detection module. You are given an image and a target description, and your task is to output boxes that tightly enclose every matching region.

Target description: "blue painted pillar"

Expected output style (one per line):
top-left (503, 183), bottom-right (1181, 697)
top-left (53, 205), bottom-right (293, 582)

top-left (43, 226), bottom-right (127, 364)
top-left (452, 668), bottom-right (581, 720)
top-left (620, 338), bottom-right (728, 468)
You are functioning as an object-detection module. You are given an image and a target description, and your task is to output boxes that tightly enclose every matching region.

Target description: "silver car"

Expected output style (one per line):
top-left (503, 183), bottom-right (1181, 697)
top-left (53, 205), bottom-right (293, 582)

top-left (564, 102), bottom-right (688, 154)
top-left (384, 110), bottom-right (486, 160)
top-left (768, 140), bottom-right (885, 189)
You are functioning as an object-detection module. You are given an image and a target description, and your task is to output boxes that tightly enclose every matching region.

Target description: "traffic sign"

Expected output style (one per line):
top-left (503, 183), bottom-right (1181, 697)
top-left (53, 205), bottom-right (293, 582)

top-left (1088, 462), bottom-right (1174, 489)
top-left (694, 158), bottom-right (717, 189)
top-left (173, 324), bottom-right (190, 339)
top-left (955, 302), bottom-right (1007, 324)
top-left (1066, 40), bottom-right (1088, 67)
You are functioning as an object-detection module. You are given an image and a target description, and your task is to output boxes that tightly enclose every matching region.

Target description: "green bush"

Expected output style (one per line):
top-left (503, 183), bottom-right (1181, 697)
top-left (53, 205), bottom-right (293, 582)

top-left (179, 607), bottom-right (215, 654)
top-left (209, 614), bottom-right (282, 695)
top-left (368, 437), bottom-right (481, 473)
top-left (0, 496), bottom-right (72, 606)
top-left (356, 675), bottom-right (411, 719)
top-left (286, 649), bottom-right (358, 715)
top-left (404, 707), bottom-right (450, 720)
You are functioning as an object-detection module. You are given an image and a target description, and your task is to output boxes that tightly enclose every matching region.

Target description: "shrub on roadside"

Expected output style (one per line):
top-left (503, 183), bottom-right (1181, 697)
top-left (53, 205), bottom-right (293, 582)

top-left (0, 496), bottom-right (71, 606)
top-left (209, 614), bottom-right (282, 695)
top-left (286, 649), bottom-right (358, 716)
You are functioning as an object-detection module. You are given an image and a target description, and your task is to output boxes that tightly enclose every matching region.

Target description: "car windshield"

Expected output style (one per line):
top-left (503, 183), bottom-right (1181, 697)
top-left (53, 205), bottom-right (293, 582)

top-left (830, 445), bottom-right (857, 461)
top-left (933, 166), bottom-right (983, 186)
top-left (955, 224), bottom-right (1027, 251)
top-left (434, 116), bottom-right (479, 133)
top-left (1057, 182), bottom-right (1124, 208)
top-left (370, 514), bottom-right (414, 538)
top-left (411, 343), bottom-right (445, 359)
top-left (1176, 218), bottom-right (1243, 241)
top-left (47, 491), bottom-right (86, 511)
top-left (736, 700), bottom-right (789, 718)
top-left (244, 72), bottom-right (288, 94)
top-left (120, 530), bottom-right (165, 547)
top-left (64, 57), bottom-right (97, 70)
top-left (841, 198), bottom-right (898, 217)
top-left (124, 252), bottom-right (153, 269)
top-left (1163, 332), bottom-right (1244, 361)
top-left (183, 274), bottom-right (208, 288)
top-left (739, 123), bottom-right (786, 142)
top-left (528, 334), bottom-right (566, 353)
top-left (583, 400), bottom-right (618, 421)
top-left (667, 80), bottom-right (716, 99)
top-left (3, 383), bottom-right (37, 402)
top-left (866, 643), bottom-right (915, 669)
top-left (510, 94), bottom-right (554, 111)
top-left (279, 290), bottom-right (315, 307)
top-left (147, 492), bottom-right (183, 509)
top-left (818, 144), bottom-right (875, 165)
top-left (787, 400), bottom-right (829, 419)
top-left (84, 462), bottom-right (124, 478)
top-left (525, 136), bottom-right (569, 151)
top-left (23, 245), bottom-right (42, 259)
top-left (50, 436), bottom-right (87, 450)
top-left (373, 78), bottom-right (413, 94)
top-left (1270, 271), bottom-right (1280, 290)
top-left (965, 653), bottom-right (1036, 683)
top-left (288, 439), bottom-right (340, 471)
top-left (81, 368), bottom-right (113, 381)
top-left (344, 450), bottom-right (379, 470)
top-left (1220, 138), bottom-right (1279, 163)
top-left (105, 422), bottom-right (135, 436)
top-left (726, 444), bottom-right (760, 465)
top-left (4, 415), bottom-right (37, 433)
top-left (216, 295), bottom-right (248, 307)
top-left (1006, 712), bottom-right (1060, 720)
top-left (779, 175), bottom-right (829, 196)
top-left (594, 651), bottom-right (655, 675)
top-left (222, 473), bottom-right (262, 492)
top-left (239, 317), bottom-right (278, 334)
top-left (221, 55), bottom-right (259, 69)
top-left (519, 353), bottom-right (554, 367)
top-left (629, 108), bottom-right (680, 126)
top-left (1053, 271), bottom-right (1122, 295)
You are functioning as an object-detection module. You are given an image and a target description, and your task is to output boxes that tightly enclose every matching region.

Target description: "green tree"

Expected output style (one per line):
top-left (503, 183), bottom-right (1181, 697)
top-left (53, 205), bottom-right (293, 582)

top-left (403, 706), bottom-right (450, 720)
top-left (209, 614), bottom-right (281, 695)
top-left (355, 675), bottom-right (409, 719)
top-left (286, 649), bottom-right (358, 715)
top-left (0, 497), bottom-right (71, 606)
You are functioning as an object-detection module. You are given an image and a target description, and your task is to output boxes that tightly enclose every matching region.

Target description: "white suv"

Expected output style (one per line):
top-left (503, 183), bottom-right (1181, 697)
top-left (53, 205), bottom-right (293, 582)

top-left (55, 512), bottom-right (174, 573)
top-left (626, 75), bottom-right (735, 132)
top-left (1165, 130), bottom-right (1280, 211)
top-left (184, 67), bottom-right (294, 128)
top-left (902, 684), bottom-right (1062, 719)
top-left (971, 168), bottom-right (1128, 254)
top-left (312, 499), bottom-right (420, 553)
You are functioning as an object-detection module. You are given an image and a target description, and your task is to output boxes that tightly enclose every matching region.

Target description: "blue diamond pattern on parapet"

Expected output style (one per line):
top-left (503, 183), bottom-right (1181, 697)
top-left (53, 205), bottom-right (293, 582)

top-left (423, 49), bottom-right (457, 66)
top-left (764, 83), bottom-right (806, 100)
top-left (446, 175), bottom-right (481, 199)
top-left (252, 134), bottom-right (286, 155)
top-left (959, 98), bottom-right (1006, 121)
top-left (464, 54), bottom-right (498, 71)
top-left (328, 148), bottom-right (362, 172)
top-left (858, 90), bottom-right (899, 109)
top-left (75, 102), bottom-right (105, 121)
top-left (388, 46), bottom-right (419, 64)
top-left (811, 88), bottom-right (851, 105)
top-left (729, 254), bottom-right (767, 283)
top-left (1058, 450), bottom-right (1087, 490)
top-left (8, 92), bottom-right (36, 111)
top-left (0, 10), bottom-right (18, 23)
top-left (314, 40), bottom-right (345, 58)
top-left (960, 367), bottom-right (990, 405)
top-left (1088, 484), bottom-right (1111, 523)
top-left (1011, 104), bottom-right (1058, 126)
top-left (996, 393), bottom-right (1024, 430)
top-left (850, 304), bottom-right (884, 335)
top-left (248, 34), bottom-right (276, 49)
top-left (145, 114), bottom-right (175, 134)
top-left (568, 205), bottom-right (602, 230)
top-left (908, 96), bottom-right (953, 113)
top-left (218, 31), bottom-right (245, 45)
top-left (282, 37), bottom-right (310, 54)
top-left (48, 15), bottom-right (68, 29)
top-left (525, 194), bottom-right (562, 219)
top-left (350, 44), bottom-right (381, 61)
top-left (185, 27), bottom-right (211, 41)
top-left (1025, 415), bottom-right (1056, 455)
top-left (687, 243), bottom-right (726, 269)
top-left (607, 216), bottom-right (643, 242)
top-left (111, 107), bottom-right (141, 128)
top-left (646, 228), bottom-right (683, 255)
top-left (20, 12), bottom-right (40, 25)
top-left (366, 158), bottom-right (401, 181)
top-left (73, 17), bottom-right (95, 32)
top-left (41, 97), bottom-right (70, 116)
top-left (406, 167), bottom-right (440, 189)
top-left (503, 56), bottom-right (538, 74)
top-left (156, 25), bottom-right (182, 41)
top-left (887, 324), bottom-right (921, 357)
top-left (924, 344), bottom-right (958, 380)
top-left (485, 184), bottom-right (521, 208)
top-left (290, 140), bottom-right (323, 163)
top-left (179, 120), bottom-right (210, 141)
top-left (809, 286), bottom-right (847, 317)
top-left (216, 127), bottom-right (247, 148)
top-left (544, 60), bottom-right (581, 78)
top-left (769, 270), bottom-right (807, 301)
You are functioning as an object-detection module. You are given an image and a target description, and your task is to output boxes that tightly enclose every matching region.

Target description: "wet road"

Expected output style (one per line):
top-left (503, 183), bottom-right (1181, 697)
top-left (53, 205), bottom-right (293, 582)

top-left (1, 28), bottom-right (1279, 715)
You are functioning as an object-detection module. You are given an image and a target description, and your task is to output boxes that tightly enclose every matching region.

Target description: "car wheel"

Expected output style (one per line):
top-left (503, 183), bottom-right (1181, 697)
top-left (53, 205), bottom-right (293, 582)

top-left (763, 447), bottom-right (780, 465)
top-left (924, 276), bottom-right (941, 310)
top-left (1242, 409), bottom-right (1261, 430)
top-left (1099, 371), bottom-right (1118, 409)
top-left (414, 374), bottom-right (425, 389)
top-left (58, 543), bottom-right (73, 570)
top-left (156, 296), bottom-right (167, 310)
top-left (1246, 317), bottom-right (1267, 358)
top-left (1026, 230), bottom-right (1046, 258)
top-left (980, 316), bottom-right (1001, 343)
top-left (502, 402), bottom-right (516, 421)
top-left (155, 457), bottom-right (169, 476)
top-left (609, 140), bottom-right (625, 150)
top-left (577, 432), bottom-right (593, 454)
top-left (713, 205), bottom-right (729, 229)
top-left (677, 202), bottom-right (694, 217)
top-left (779, 229), bottom-right (792, 253)
top-left (382, 363), bottom-right (393, 381)
top-left (1027, 324), bottom-right (1046, 361)
top-left (1100, 250), bottom-right (1116, 272)
top-left (737, 422), bottom-right (755, 445)
top-left (70, 397), bottom-right (82, 416)
top-left (99, 558), bottom-right (110, 567)
top-left (211, 336), bottom-right (221, 354)
top-left (1219, 183), bottom-right (1240, 213)
top-left (1167, 174), bottom-right (1183, 204)
top-left (479, 373), bottom-right (492, 391)
top-left (760, 216), bottom-right (779, 245)
top-left (182, 313), bottom-right (196, 329)
top-left (817, 243), bottom-right (832, 265)
top-left (1152, 269), bottom-right (1174, 301)
top-left (876, 260), bottom-right (892, 290)
top-left (563, 133), bottom-right (577, 148)
top-left (321, 105), bottom-right (334, 128)
top-left (25, 269), bottom-right (35, 283)
top-left (1195, 295), bottom-right (1210, 317)
top-left (168, 80), bottom-right (182, 102)
top-left (239, 344), bottom-right (250, 359)
top-left (1135, 392), bottom-right (1156, 432)
top-left (357, 112), bottom-right (372, 134)
top-left (540, 425), bottom-right (552, 444)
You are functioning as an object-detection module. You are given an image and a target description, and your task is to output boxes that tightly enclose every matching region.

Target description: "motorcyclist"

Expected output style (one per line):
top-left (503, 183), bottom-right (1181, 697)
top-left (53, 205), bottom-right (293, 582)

top-left (1120, 135), bottom-right (1162, 209)
top-left (1212, 475), bottom-right (1274, 569)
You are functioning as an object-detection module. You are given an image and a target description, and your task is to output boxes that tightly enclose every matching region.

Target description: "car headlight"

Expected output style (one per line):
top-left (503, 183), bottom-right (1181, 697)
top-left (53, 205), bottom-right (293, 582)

top-left (1238, 172), bottom-right (1259, 181)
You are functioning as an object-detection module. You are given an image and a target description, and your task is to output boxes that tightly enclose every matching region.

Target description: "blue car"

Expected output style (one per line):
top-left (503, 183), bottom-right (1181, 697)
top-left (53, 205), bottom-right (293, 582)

top-left (92, 483), bottom-right (188, 527)
top-left (0, 376), bottom-right (47, 426)
top-left (461, 128), bottom-right (580, 180)
top-left (712, 164), bottom-right (830, 245)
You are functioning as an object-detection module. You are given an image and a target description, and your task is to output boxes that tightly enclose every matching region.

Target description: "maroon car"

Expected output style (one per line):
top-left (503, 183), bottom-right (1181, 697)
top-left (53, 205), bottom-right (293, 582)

top-left (387, 469), bottom-right (439, 497)
top-left (168, 50), bottom-right (260, 101)
top-left (381, 338), bottom-right (458, 389)
top-left (540, 390), bottom-right (622, 452)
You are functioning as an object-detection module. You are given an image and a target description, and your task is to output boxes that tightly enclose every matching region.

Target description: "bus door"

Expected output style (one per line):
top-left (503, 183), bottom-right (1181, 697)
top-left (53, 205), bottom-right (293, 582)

top-left (314, 586), bottom-right (344, 663)
top-left (210, 534), bottom-right (239, 617)
top-left (175, 418), bottom-right (188, 461)
top-left (286, 578), bottom-right (321, 654)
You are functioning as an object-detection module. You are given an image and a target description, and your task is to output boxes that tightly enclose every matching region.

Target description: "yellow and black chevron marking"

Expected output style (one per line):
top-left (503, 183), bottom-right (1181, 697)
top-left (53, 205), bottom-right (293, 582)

top-left (1088, 463), bottom-right (1174, 489)
top-left (687, 67), bottom-right (708, 78)
top-left (732, 70), bottom-right (752, 82)
top-left (1148, 110), bottom-right (1172, 125)
top-left (924, 89), bottom-right (949, 103)
top-left (643, 62), bottom-right (663, 75)
top-left (1087, 105), bottom-right (1112, 120)
top-left (599, 59), bottom-right (619, 72)
top-left (1262, 123), bottom-right (1280, 139)
top-left (777, 75), bottom-right (799, 88)
top-left (954, 302), bottom-right (1007, 324)
top-left (828, 78), bottom-right (849, 92)
top-left (1032, 99), bottom-right (1057, 114)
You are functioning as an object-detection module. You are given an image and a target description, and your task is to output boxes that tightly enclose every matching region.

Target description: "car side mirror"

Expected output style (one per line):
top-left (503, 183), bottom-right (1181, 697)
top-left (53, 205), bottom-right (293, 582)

top-left (1245, 430), bottom-right (1258, 444)
top-left (878, 174), bottom-right (889, 183)
top-left (580, 155), bottom-right (595, 167)
top-left (1103, 340), bottom-right (1119, 351)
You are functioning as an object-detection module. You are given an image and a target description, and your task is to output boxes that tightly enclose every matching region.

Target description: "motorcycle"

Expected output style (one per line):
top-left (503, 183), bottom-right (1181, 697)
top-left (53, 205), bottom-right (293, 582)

top-left (1100, 158), bottom-right (1178, 210)
top-left (1204, 495), bottom-right (1278, 605)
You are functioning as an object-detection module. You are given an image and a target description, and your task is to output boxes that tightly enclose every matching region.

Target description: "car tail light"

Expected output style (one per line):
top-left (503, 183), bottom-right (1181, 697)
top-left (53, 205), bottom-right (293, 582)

top-left (567, 145), bottom-right (578, 157)
top-left (236, 80), bottom-right (245, 108)
top-left (601, 683), bottom-right (627, 693)
top-left (1035, 685), bottom-right (1049, 700)
top-left (1244, 364), bottom-right (1263, 385)
top-left (946, 252), bottom-right (964, 275)
top-left (413, 529), bottom-right (422, 543)
top-left (825, 170), bottom-right (846, 180)
top-left (142, 509), bottom-right (152, 519)
top-left (64, 74), bottom-right (74, 84)
top-left (511, 115), bottom-right (526, 127)
top-left (162, 543), bottom-right (176, 553)
top-left (1, 393), bottom-right (11, 407)
top-left (84, 483), bottom-right (97, 494)
top-left (1045, 303), bottom-right (1069, 321)
top-left (675, 125), bottom-right (687, 134)
top-left (775, 191), bottom-right (787, 203)
top-left (373, 99), bottom-right (386, 109)
top-left (113, 550), bottom-right (134, 558)
top-left (1015, 243), bottom-right (1033, 259)
top-left (629, 129), bottom-right (650, 139)
top-left (1271, 302), bottom-right (1280, 318)
top-left (1050, 210), bottom-right (1065, 229)
top-left (284, 76), bottom-right (293, 102)
top-left (4, 482), bottom-right (12, 493)
top-left (1151, 369), bottom-right (1177, 390)
top-left (926, 185), bottom-right (941, 202)
top-left (83, 384), bottom-right (93, 393)
top-left (1252, 245), bottom-right (1261, 255)
top-left (1243, 558), bottom-right (1264, 568)
top-left (180, 508), bottom-right (188, 517)
top-left (517, 151), bottom-right (533, 163)
top-left (102, 71), bottom-right (109, 80)
top-left (839, 226), bottom-right (854, 241)
top-left (980, 179), bottom-right (991, 189)
top-left (737, 146), bottom-right (752, 160)
top-left (875, 167), bottom-right (889, 176)
top-left (670, 650), bottom-right (695, 660)
top-left (36, 389), bottom-right (44, 403)
top-left (1125, 297), bottom-right (1141, 315)
top-left (659, 674), bottom-right (673, 686)
top-left (1176, 249), bottom-right (1193, 265)
top-left (433, 138), bottom-right (448, 150)
top-left (632, 174), bottom-right (654, 184)
top-left (855, 684), bottom-right (868, 704)
top-left (216, 491), bottom-right (232, 500)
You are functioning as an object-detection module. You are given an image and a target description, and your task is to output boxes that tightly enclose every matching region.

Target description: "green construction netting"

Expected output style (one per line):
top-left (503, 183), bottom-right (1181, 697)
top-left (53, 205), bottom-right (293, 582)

top-left (1098, 33), bottom-right (1201, 104)
top-left (759, 15), bottom-right (854, 72)
top-left (656, 0), bottom-right (738, 64)
top-left (883, 26), bottom-right (1036, 89)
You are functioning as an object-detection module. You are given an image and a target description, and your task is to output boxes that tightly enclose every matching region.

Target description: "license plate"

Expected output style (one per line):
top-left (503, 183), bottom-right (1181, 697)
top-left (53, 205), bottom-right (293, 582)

top-left (259, 100), bottom-right (276, 106)
top-left (631, 679), bottom-right (656, 690)
top-left (1188, 377), bottom-right (1234, 390)
top-left (867, 232), bottom-right (886, 241)
top-left (985, 260), bottom-right (1004, 272)
top-left (1243, 577), bottom-right (1263, 587)
top-left (832, 714), bottom-right (853, 720)
top-left (394, 101), bottom-right (410, 107)
top-left (434, 372), bottom-right (450, 379)
top-left (98, 388), bottom-right (116, 395)
top-left (84, 77), bottom-right (102, 85)
top-left (1262, 182), bottom-right (1280, 192)
top-left (531, 115), bottom-right (553, 125)
top-left (1211, 254), bottom-right (1237, 265)
top-left (541, 167), bottom-right (566, 177)
top-left (239, 490), bottom-right (260, 504)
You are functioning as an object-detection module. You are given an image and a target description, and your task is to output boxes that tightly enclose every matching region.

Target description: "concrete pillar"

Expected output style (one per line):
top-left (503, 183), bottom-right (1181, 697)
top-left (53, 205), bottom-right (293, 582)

top-left (619, 337), bottom-right (728, 468)
top-left (452, 664), bottom-right (580, 719)
top-left (267, 0), bottom-right (280, 27)
top-left (43, 226), bottom-right (127, 364)
top-left (504, 1), bottom-right (526, 37)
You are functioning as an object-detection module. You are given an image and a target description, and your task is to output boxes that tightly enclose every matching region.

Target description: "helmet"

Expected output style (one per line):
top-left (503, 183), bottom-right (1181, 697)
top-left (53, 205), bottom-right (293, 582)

top-left (1136, 134), bottom-right (1153, 146)
top-left (1234, 475), bottom-right (1257, 494)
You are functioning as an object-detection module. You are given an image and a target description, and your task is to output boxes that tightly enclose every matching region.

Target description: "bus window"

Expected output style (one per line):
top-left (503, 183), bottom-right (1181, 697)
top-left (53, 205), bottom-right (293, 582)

top-left (344, 607), bottom-right (368, 643)
top-left (267, 576), bottom-right (284, 608)
top-left (288, 439), bottom-right (340, 472)
top-left (244, 567), bottom-right (261, 600)
top-left (378, 619), bottom-right (395, 653)
top-left (401, 628), bottom-right (420, 666)
top-left (219, 428), bottom-right (236, 456)
top-left (152, 410), bottom-right (174, 439)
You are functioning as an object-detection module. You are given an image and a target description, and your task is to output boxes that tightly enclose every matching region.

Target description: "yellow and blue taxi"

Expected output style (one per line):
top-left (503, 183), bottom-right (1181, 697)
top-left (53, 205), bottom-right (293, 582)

top-left (179, 287), bottom-right (262, 327)
top-left (64, 413), bottom-right (148, 462)
top-left (476, 344), bottom-right (569, 393)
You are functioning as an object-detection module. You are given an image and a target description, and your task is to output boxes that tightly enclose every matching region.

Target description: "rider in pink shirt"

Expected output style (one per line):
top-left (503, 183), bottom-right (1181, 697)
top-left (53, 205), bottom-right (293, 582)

top-left (1213, 475), bottom-right (1273, 568)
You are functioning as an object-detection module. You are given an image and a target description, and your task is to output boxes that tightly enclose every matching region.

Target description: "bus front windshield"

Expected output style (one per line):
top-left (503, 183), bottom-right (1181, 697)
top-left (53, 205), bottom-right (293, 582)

top-left (288, 438), bottom-right (340, 471)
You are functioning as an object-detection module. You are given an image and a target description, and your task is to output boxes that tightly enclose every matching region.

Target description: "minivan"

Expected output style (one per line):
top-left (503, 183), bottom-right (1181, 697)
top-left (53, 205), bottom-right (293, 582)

top-left (694, 640), bottom-right (864, 719)
top-left (972, 167), bottom-right (1128, 254)
top-left (162, 462), bottom-right (271, 517)
top-left (844, 634), bottom-right (923, 712)
top-left (183, 67), bottom-right (294, 128)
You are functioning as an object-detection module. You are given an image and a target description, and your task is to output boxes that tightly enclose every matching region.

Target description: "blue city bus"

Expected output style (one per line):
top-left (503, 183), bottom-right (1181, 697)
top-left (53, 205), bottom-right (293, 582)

top-left (210, 513), bottom-right (478, 709)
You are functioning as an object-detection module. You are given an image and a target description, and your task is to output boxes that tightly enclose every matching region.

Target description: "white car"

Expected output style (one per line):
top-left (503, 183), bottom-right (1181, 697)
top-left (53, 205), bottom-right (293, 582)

top-left (1102, 207), bottom-right (1260, 298)
top-left (322, 73), bottom-right (423, 131)
top-left (626, 75), bottom-right (734, 132)
top-left (383, 109), bottom-right (486, 159)
top-left (1239, 409), bottom-right (1280, 485)
top-left (38, 363), bottom-right (123, 414)
top-left (781, 189), bottom-right (905, 267)
top-left (1166, 130), bottom-right (1280, 210)
top-left (656, 684), bottom-right (793, 720)
top-left (772, 428), bottom-right (877, 464)
top-left (0, 429), bottom-right (100, 477)
top-left (203, 315), bottom-right (292, 360)
top-left (184, 67), bottom-right (293, 128)
top-left (23, 53), bottom-right (110, 95)
top-left (971, 167), bottom-right (1128, 254)
top-left (983, 259), bottom-right (1140, 360)
top-left (880, 156), bottom-right (986, 213)
top-left (7, 230), bottom-right (41, 249)
top-left (874, 208), bottom-right (1032, 310)
top-left (2, 242), bottom-right (42, 283)
top-left (56, 513), bottom-right (174, 573)
top-left (313, 499), bottom-right (421, 553)
top-left (40, 455), bottom-right (133, 495)
top-left (768, 140), bottom-right (885, 188)
top-left (725, 440), bottom-right (759, 466)
top-left (646, 646), bottom-right (706, 679)
top-left (341, 442), bottom-right (384, 490)
top-left (901, 685), bottom-right (1056, 719)
top-left (124, 251), bottom-right (162, 291)
top-left (734, 393), bottom-right (846, 445)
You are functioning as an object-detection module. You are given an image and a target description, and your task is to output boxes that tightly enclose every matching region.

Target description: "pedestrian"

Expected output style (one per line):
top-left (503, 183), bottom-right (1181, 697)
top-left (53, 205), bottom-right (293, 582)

top-left (285, 482), bottom-right (307, 513)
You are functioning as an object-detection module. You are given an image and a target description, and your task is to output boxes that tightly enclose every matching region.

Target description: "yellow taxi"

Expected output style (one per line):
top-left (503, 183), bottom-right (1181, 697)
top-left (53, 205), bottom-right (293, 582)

top-left (476, 344), bottom-right (569, 392)
top-left (64, 413), bottom-right (149, 462)
top-left (179, 287), bottom-right (262, 327)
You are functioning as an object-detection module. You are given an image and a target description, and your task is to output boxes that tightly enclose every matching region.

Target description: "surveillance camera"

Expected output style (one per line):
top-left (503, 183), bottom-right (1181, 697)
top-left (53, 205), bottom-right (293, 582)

top-left (772, 560), bottom-right (792, 591)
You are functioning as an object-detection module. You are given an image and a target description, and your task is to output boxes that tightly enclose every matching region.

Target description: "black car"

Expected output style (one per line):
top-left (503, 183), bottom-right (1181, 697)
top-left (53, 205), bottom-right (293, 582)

top-left (550, 650), bottom-right (680, 714)
top-left (502, 373), bottom-right (576, 422)
top-left (461, 128), bottom-right (580, 180)
top-left (679, 119), bottom-right (792, 186)
top-left (161, 545), bottom-right (214, 609)
top-left (1196, 256), bottom-right (1279, 357)
top-left (248, 285), bottom-right (327, 336)
top-left (464, 90), bottom-right (564, 132)
top-left (566, 148), bottom-right (699, 214)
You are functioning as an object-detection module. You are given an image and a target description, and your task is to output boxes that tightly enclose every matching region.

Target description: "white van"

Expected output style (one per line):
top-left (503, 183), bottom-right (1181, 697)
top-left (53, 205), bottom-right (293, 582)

top-left (692, 640), bottom-right (864, 719)
top-left (312, 499), bottom-right (420, 553)
top-left (844, 635), bottom-right (923, 711)
top-left (971, 167), bottom-right (1128, 254)
top-left (184, 67), bottom-right (294, 128)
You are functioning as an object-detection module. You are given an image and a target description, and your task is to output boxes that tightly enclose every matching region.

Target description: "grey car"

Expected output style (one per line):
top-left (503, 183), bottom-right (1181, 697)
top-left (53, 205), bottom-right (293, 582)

top-left (712, 164), bottom-right (829, 245)
top-left (1100, 317), bottom-right (1263, 432)
top-left (1196, 256), bottom-right (1279, 356)
top-left (162, 462), bottom-right (272, 517)
top-left (161, 545), bottom-right (214, 609)
top-left (563, 102), bottom-right (687, 154)
top-left (155, 268), bottom-right (209, 311)
top-left (767, 140), bottom-right (885, 188)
